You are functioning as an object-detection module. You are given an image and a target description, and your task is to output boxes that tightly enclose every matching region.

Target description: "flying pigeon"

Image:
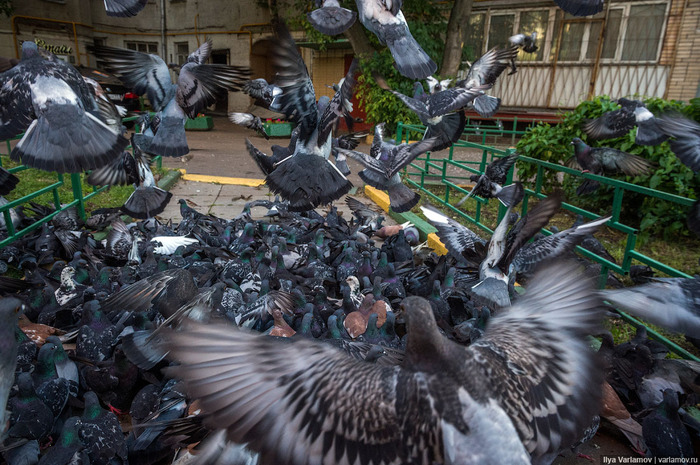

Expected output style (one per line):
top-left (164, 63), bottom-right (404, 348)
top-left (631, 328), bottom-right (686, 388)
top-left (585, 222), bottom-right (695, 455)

top-left (0, 41), bottom-right (129, 173)
top-left (508, 32), bottom-right (537, 74)
top-left (243, 78), bottom-right (282, 112)
top-left (307, 0), bottom-right (358, 36)
top-left (554, 0), bottom-right (604, 16)
top-left (355, 0), bottom-right (437, 80)
top-left (247, 21), bottom-right (355, 211)
top-left (376, 75), bottom-right (486, 152)
top-left (103, 0), bottom-right (149, 17)
top-left (569, 137), bottom-right (652, 195)
top-left (90, 39), bottom-right (249, 157)
top-left (88, 134), bottom-right (172, 219)
top-left (600, 276), bottom-right (700, 339)
top-left (456, 152), bottom-right (519, 206)
top-left (164, 260), bottom-right (604, 465)
top-left (229, 112), bottom-right (269, 139)
top-left (0, 167), bottom-right (19, 196)
top-left (339, 122), bottom-right (437, 212)
top-left (456, 46), bottom-right (519, 117)
top-left (656, 113), bottom-right (700, 172)
top-left (583, 98), bottom-right (668, 146)
top-left (426, 76), bottom-right (453, 94)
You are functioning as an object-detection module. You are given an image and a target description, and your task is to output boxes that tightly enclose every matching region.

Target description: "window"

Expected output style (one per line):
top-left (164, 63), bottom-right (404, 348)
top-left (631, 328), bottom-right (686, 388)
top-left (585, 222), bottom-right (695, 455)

top-left (621, 4), bottom-right (666, 61)
top-left (175, 42), bottom-right (189, 65)
top-left (125, 41), bottom-right (158, 54)
top-left (487, 14), bottom-right (514, 50)
top-left (463, 13), bottom-right (485, 62)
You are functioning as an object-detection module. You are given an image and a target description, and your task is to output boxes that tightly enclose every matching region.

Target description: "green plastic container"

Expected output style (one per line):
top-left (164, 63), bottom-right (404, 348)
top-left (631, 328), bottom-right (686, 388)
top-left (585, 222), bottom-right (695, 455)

top-left (263, 122), bottom-right (293, 137)
top-left (185, 116), bottom-right (214, 131)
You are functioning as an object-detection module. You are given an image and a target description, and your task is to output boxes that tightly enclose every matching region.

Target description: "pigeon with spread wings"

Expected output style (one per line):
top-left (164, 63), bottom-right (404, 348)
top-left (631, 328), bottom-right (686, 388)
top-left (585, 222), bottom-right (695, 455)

top-left (164, 260), bottom-right (603, 465)
top-left (456, 46), bottom-right (519, 117)
top-left (0, 42), bottom-right (128, 173)
top-left (90, 39), bottom-right (249, 157)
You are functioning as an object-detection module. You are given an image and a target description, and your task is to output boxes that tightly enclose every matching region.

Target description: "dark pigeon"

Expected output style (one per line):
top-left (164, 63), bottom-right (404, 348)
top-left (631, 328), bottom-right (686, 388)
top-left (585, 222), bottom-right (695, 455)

top-left (583, 98), bottom-right (668, 146)
top-left (456, 46), bottom-right (519, 117)
top-left (656, 113), bottom-right (700, 172)
top-left (1, 41), bottom-right (128, 173)
top-left (569, 137), bottom-right (652, 195)
top-left (0, 167), bottom-right (19, 196)
top-left (456, 152), bottom-right (519, 206)
top-left (554, 0), bottom-right (604, 16)
top-left (0, 298), bottom-right (23, 441)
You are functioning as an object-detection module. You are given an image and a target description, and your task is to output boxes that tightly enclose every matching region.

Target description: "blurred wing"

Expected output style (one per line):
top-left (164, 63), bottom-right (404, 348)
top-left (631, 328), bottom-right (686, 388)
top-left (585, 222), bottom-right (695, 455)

top-left (485, 153), bottom-right (518, 184)
top-left (0, 64), bottom-right (34, 140)
top-left (87, 151), bottom-right (134, 186)
top-left (420, 206), bottom-right (487, 265)
top-left (385, 138), bottom-right (437, 178)
top-left (165, 322), bottom-right (414, 465)
top-left (339, 148), bottom-right (386, 175)
top-left (176, 63), bottom-right (250, 118)
top-left (657, 114), bottom-right (700, 172)
top-left (461, 47), bottom-right (518, 87)
top-left (103, 0), bottom-right (148, 17)
top-left (463, 261), bottom-right (603, 458)
top-left (595, 148), bottom-right (652, 175)
top-left (582, 109), bottom-right (636, 141)
top-left (318, 58), bottom-right (358, 144)
top-left (426, 86), bottom-right (486, 117)
top-left (187, 39), bottom-right (213, 65)
top-left (89, 45), bottom-right (173, 111)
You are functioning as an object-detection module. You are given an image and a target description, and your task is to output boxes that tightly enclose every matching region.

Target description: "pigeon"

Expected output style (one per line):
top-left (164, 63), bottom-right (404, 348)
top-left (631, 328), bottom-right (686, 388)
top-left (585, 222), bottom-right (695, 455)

top-left (508, 32), bottom-right (537, 74)
top-left (420, 206), bottom-right (487, 266)
top-left (307, 0), bottom-right (358, 36)
top-left (247, 21), bottom-right (355, 211)
top-left (656, 113), bottom-right (700, 172)
top-left (0, 167), bottom-right (19, 196)
top-left (245, 126), bottom-right (300, 176)
top-left (82, 75), bottom-right (127, 135)
top-left (339, 122), bottom-right (437, 212)
top-left (243, 78), bottom-right (282, 112)
top-left (0, 298), bottom-right (23, 441)
top-left (376, 75), bottom-right (486, 152)
top-left (103, 0), bottom-right (149, 17)
top-left (0, 41), bottom-right (129, 173)
top-left (456, 46), bottom-right (519, 117)
top-left (583, 98), bottom-right (669, 146)
top-left (229, 112), bottom-right (269, 139)
top-left (642, 389), bottom-right (693, 459)
top-left (355, 0), bottom-right (437, 80)
top-left (332, 131), bottom-right (369, 175)
top-left (456, 152), bottom-right (519, 207)
top-left (569, 137), bottom-right (652, 195)
top-left (426, 76), bottom-right (452, 94)
top-left (164, 260), bottom-right (603, 465)
top-left (90, 39), bottom-right (249, 157)
top-left (88, 134), bottom-right (172, 219)
top-left (554, 0), bottom-right (604, 16)
top-left (600, 276), bottom-right (700, 339)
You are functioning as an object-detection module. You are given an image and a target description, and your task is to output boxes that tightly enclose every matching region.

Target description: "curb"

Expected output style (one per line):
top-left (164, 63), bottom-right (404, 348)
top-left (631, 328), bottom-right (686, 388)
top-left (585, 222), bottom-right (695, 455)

top-left (363, 185), bottom-right (448, 256)
top-left (178, 170), bottom-right (266, 187)
top-left (158, 169), bottom-right (182, 191)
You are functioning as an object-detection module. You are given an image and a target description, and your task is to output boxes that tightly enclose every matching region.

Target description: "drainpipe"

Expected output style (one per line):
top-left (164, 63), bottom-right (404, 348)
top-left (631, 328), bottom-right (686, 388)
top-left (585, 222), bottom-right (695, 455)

top-left (160, 0), bottom-right (167, 61)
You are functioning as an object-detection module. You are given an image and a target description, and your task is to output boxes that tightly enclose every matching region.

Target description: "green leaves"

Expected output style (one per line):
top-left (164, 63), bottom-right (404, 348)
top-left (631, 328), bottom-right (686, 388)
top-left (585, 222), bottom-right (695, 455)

top-left (516, 95), bottom-right (700, 240)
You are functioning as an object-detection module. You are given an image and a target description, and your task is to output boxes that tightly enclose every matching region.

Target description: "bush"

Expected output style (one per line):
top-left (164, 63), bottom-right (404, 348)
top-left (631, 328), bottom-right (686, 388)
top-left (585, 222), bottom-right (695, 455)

top-left (515, 96), bottom-right (700, 241)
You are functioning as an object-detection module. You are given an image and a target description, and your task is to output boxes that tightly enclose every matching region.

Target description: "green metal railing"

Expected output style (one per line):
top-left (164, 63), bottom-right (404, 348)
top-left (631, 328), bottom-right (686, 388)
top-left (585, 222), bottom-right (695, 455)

top-left (0, 115), bottom-right (160, 248)
top-left (397, 121), bottom-right (699, 361)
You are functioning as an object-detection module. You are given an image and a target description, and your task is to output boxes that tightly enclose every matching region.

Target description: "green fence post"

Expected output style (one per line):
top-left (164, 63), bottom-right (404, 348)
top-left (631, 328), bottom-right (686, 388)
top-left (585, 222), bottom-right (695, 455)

top-left (71, 173), bottom-right (87, 220)
top-left (396, 122), bottom-right (403, 145)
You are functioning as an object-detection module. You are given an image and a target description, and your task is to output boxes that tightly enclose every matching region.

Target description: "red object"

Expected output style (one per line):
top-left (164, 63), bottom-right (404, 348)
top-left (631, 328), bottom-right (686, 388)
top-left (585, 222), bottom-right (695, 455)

top-left (124, 92), bottom-right (138, 99)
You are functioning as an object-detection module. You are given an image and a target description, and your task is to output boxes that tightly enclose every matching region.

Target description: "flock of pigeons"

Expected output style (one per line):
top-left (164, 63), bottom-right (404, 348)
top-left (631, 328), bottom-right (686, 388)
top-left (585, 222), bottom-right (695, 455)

top-left (0, 0), bottom-right (700, 463)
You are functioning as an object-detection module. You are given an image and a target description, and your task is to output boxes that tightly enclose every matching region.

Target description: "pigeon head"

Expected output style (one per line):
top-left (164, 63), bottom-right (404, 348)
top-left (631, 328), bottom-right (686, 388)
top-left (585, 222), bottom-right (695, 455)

top-left (20, 41), bottom-right (40, 59)
top-left (401, 296), bottom-right (447, 371)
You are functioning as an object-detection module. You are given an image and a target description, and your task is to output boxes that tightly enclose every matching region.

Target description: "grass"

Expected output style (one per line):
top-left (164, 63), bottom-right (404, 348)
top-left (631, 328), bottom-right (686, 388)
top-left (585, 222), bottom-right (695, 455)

top-left (1, 155), bottom-right (172, 215)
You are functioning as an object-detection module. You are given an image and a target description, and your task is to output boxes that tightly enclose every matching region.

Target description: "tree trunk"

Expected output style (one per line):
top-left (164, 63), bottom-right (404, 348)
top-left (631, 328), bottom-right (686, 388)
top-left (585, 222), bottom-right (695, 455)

top-left (343, 21), bottom-right (376, 58)
top-left (440, 0), bottom-right (473, 77)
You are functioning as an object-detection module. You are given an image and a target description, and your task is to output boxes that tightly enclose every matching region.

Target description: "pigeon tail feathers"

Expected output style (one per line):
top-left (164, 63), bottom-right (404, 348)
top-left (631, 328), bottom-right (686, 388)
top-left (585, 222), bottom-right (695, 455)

top-left (121, 186), bottom-right (173, 219)
top-left (307, 6), bottom-right (357, 36)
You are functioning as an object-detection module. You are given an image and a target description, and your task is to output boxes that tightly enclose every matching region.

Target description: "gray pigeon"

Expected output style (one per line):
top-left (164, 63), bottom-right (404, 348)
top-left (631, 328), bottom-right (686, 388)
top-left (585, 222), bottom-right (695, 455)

top-left (355, 0), bottom-right (437, 80)
top-left (0, 298), bottom-right (23, 441)
top-left (456, 46), bottom-right (519, 117)
top-left (308, 0), bottom-right (358, 36)
top-left (90, 39), bottom-right (249, 157)
top-left (0, 41), bottom-right (129, 173)
top-left (229, 112), bottom-right (269, 139)
top-left (339, 122), bottom-right (437, 212)
top-left (164, 260), bottom-right (603, 465)
top-left (554, 0), bottom-right (604, 16)
top-left (600, 276), bottom-right (700, 339)
top-left (657, 113), bottom-right (700, 172)
top-left (103, 0), bottom-right (149, 17)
